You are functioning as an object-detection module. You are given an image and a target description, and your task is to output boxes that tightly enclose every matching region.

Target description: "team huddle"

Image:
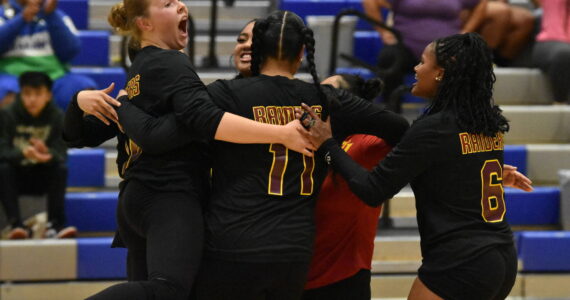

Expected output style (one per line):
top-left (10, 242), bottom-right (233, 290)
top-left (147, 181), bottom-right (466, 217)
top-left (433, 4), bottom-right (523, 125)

top-left (61, 0), bottom-right (533, 299)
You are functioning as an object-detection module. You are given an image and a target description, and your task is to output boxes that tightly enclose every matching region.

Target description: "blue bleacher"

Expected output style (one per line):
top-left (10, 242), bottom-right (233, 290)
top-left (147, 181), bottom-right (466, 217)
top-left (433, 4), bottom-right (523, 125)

top-left (504, 145), bottom-right (527, 175)
top-left (67, 148), bottom-right (105, 187)
top-left (505, 187), bottom-right (560, 226)
top-left (58, 0), bottom-right (89, 30)
top-left (72, 31), bottom-right (111, 67)
top-left (518, 231), bottom-right (570, 272)
top-left (77, 237), bottom-right (127, 279)
top-left (65, 192), bottom-right (119, 232)
top-left (70, 67), bottom-right (127, 97)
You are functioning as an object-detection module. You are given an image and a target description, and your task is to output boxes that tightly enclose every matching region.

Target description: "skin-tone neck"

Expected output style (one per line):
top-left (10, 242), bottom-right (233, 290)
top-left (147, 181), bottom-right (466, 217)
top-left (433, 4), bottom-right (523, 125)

top-left (259, 49), bottom-right (303, 79)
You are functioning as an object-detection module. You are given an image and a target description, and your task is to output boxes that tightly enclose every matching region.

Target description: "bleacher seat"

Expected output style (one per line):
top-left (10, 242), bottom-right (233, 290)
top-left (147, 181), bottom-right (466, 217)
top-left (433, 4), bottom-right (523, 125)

top-left (505, 145), bottom-right (527, 175)
top-left (72, 31), bottom-right (111, 67)
top-left (67, 148), bottom-right (106, 187)
top-left (65, 192), bottom-right (118, 232)
top-left (77, 238), bottom-right (126, 279)
top-left (518, 231), bottom-right (570, 272)
top-left (505, 187), bottom-right (560, 226)
top-left (59, 0), bottom-right (89, 30)
top-left (70, 67), bottom-right (127, 97)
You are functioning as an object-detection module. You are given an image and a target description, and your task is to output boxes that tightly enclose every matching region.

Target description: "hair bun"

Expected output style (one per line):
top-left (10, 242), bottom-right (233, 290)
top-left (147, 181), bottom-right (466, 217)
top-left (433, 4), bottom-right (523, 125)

top-left (108, 3), bottom-right (129, 33)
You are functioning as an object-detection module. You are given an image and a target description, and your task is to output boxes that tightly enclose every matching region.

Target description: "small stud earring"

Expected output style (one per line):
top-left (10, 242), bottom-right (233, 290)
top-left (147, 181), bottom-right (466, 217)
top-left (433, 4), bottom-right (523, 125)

top-left (435, 76), bottom-right (442, 81)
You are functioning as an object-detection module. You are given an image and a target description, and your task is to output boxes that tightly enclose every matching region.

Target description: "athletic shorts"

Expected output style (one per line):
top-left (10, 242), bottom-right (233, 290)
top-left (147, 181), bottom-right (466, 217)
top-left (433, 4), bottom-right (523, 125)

top-left (418, 244), bottom-right (517, 300)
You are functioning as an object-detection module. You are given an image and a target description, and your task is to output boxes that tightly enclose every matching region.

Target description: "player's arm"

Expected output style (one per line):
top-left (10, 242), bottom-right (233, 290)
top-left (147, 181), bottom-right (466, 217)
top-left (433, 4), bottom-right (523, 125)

top-left (300, 104), bottom-right (435, 207)
top-left (167, 54), bottom-right (315, 156)
top-left (63, 93), bottom-right (118, 148)
top-left (116, 97), bottom-right (197, 154)
top-left (330, 87), bottom-right (409, 146)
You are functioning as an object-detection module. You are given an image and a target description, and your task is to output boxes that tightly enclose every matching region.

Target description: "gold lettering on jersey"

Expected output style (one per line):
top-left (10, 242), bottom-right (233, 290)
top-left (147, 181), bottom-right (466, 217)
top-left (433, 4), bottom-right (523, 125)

top-left (459, 132), bottom-right (504, 155)
top-left (252, 105), bottom-right (323, 124)
top-left (341, 140), bottom-right (353, 152)
top-left (126, 74), bottom-right (141, 99)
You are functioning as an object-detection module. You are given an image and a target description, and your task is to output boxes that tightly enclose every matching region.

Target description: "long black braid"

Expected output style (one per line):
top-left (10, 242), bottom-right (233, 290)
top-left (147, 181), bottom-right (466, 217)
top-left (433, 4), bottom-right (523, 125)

top-left (250, 10), bottom-right (337, 120)
top-left (424, 33), bottom-right (509, 137)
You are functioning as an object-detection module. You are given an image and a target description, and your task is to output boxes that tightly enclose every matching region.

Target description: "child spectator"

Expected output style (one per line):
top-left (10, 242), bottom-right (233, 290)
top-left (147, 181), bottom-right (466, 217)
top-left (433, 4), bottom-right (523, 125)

top-left (0, 0), bottom-right (96, 109)
top-left (0, 71), bottom-right (76, 239)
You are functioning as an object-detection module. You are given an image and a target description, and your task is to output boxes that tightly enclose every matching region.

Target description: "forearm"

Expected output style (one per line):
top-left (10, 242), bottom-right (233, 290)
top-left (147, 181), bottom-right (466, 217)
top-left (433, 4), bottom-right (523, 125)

top-left (214, 113), bottom-right (287, 144)
top-left (45, 10), bottom-right (80, 62)
top-left (462, 0), bottom-right (488, 33)
top-left (63, 94), bottom-right (116, 147)
top-left (117, 99), bottom-right (194, 154)
top-left (0, 15), bottom-right (25, 54)
top-left (320, 138), bottom-right (393, 207)
top-left (363, 0), bottom-right (388, 35)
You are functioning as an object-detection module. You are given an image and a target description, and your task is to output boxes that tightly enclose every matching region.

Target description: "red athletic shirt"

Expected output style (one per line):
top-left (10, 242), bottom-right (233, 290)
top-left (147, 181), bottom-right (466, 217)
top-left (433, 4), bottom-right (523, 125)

top-left (305, 134), bottom-right (392, 290)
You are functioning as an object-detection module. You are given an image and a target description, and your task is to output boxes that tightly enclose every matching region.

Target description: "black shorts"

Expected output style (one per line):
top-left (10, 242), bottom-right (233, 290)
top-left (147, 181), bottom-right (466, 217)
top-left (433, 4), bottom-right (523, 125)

top-left (418, 244), bottom-right (517, 300)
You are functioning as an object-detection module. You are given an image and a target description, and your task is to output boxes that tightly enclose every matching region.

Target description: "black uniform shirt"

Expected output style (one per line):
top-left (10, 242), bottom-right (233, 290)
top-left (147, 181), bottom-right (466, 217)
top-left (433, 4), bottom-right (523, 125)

top-left (120, 46), bottom-right (224, 192)
top-left (203, 75), bottom-right (408, 263)
top-left (322, 110), bottom-right (513, 271)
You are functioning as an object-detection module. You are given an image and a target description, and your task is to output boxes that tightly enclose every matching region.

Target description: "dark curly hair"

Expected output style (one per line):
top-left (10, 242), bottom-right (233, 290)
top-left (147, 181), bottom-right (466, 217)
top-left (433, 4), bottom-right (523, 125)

top-left (336, 74), bottom-right (383, 101)
top-left (424, 33), bottom-right (509, 137)
top-left (250, 10), bottom-right (336, 120)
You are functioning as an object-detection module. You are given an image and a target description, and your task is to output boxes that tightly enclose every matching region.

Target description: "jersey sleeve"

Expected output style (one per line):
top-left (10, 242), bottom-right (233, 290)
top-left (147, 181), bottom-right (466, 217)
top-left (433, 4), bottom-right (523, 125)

top-left (321, 118), bottom-right (440, 207)
top-left (165, 53), bottom-right (225, 140)
top-left (330, 87), bottom-right (409, 146)
top-left (116, 96), bottom-right (197, 154)
top-left (63, 94), bottom-right (118, 148)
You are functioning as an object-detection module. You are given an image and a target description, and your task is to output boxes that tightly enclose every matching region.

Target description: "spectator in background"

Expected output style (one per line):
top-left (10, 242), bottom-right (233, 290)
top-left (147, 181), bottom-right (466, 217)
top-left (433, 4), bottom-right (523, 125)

top-left (475, 0), bottom-right (536, 66)
top-left (532, 0), bottom-right (570, 104)
top-left (0, 71), bottom-right (76, 239)
top-left (362, 0), bottom-right (486, 113)
top-left (0, 0), bottom-right (96, 109)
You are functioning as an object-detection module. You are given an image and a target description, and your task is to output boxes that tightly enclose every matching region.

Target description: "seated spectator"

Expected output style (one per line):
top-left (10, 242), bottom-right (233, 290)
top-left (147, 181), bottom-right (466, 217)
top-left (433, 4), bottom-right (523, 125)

top-left (0, 0), bottom-right (96, 109)
top-left (362, 0), bottom-right (486, 113)
top-left (0, 71), bottom-right (76, 239)
top-left (474, 0), bottom-right (536, 66)
top-left (532, 0), bottom-right (570, 104)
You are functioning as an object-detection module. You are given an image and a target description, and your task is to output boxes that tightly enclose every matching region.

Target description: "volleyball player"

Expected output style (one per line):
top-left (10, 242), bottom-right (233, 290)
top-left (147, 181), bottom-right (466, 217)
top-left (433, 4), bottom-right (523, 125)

top-left (300, 33), bottom-right (524, 300)
top-left (64, 1), bottom-right (319, 299)
top-left (302, 74), bottom-right (391, 300)
top-left (113, 10), bottom-right (408, 300)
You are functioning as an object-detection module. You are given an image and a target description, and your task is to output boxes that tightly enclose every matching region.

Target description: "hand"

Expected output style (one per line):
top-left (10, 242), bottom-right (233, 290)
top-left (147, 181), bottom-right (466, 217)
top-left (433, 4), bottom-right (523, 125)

top-left (22, 145), bottom-right (53, 163)
top-left (117, 89), bottom-right (128, 98)
top-left (280, 119), bottom-right (316, 157)
top-left (380, 30), bottom-right (398, 45)
top-left (43, 0), bottom-right (58, 15)
top-left (321, 75), bottom-right (341, 88)
top-left (29, 138), bottom-right (48, 154)
top-left (77, 83), bottom-right (121, 126)
top-left (503, 164), bottom-right (533, 192)
top-left (22, 0), bottom-right (41, 22)
top-left (295, 103), bottom-right (333, 148)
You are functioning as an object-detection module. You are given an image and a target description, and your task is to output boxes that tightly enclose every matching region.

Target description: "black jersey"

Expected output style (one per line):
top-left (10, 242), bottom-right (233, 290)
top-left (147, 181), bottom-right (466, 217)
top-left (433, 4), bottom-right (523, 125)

top-left (63, 95), bottom-right (130, 178)
top-left (203, 75), bottom-right (408, 263)
top-left (321, 110), bottom-right (513, 271)
top-left (120, 46), bottom-right (224, 192)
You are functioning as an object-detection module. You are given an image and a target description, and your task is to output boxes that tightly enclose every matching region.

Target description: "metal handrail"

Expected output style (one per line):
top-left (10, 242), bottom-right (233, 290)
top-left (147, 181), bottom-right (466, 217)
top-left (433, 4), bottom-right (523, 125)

top-left (328, 8), bottom-right (401, 76)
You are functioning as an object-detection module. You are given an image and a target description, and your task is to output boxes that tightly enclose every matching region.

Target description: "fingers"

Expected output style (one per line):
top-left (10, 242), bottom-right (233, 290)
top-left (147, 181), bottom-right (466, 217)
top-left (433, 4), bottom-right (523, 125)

top-left (101, 82), bottom-right (115, 94)
top-left (94, 112), bottom-right (111, 126)
top-left (503, 164), bottom-right (516, 171)
top-left (302, 148), bottom-right (314, 157)
top-left (301, 103), bottom-right (321, 120)
top-left (104, 93), bottom-right (122, 107)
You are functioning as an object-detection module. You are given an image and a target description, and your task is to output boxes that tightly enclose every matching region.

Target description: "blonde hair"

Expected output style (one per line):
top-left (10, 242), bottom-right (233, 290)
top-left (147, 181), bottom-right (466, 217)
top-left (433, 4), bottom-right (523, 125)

top-left (108, 0), bottom-right (150, 49)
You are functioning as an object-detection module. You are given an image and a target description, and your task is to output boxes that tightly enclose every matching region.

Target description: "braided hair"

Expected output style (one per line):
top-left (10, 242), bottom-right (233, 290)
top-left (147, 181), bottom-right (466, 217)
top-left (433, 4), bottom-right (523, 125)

top-left (251, 10), bottom-right (336, 120)
top-left (424, 33), bottom-right (509, 136)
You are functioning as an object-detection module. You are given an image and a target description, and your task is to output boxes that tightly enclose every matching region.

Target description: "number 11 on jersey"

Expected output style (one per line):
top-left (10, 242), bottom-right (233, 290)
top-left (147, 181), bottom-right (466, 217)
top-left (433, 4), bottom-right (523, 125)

top-left (268, 144), bottom-right (315, 196)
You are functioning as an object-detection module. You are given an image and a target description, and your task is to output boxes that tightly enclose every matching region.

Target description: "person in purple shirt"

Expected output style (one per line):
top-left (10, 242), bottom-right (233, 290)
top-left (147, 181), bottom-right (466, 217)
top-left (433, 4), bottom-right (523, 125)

top-left (362, 0), bottom-right (486, 113)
